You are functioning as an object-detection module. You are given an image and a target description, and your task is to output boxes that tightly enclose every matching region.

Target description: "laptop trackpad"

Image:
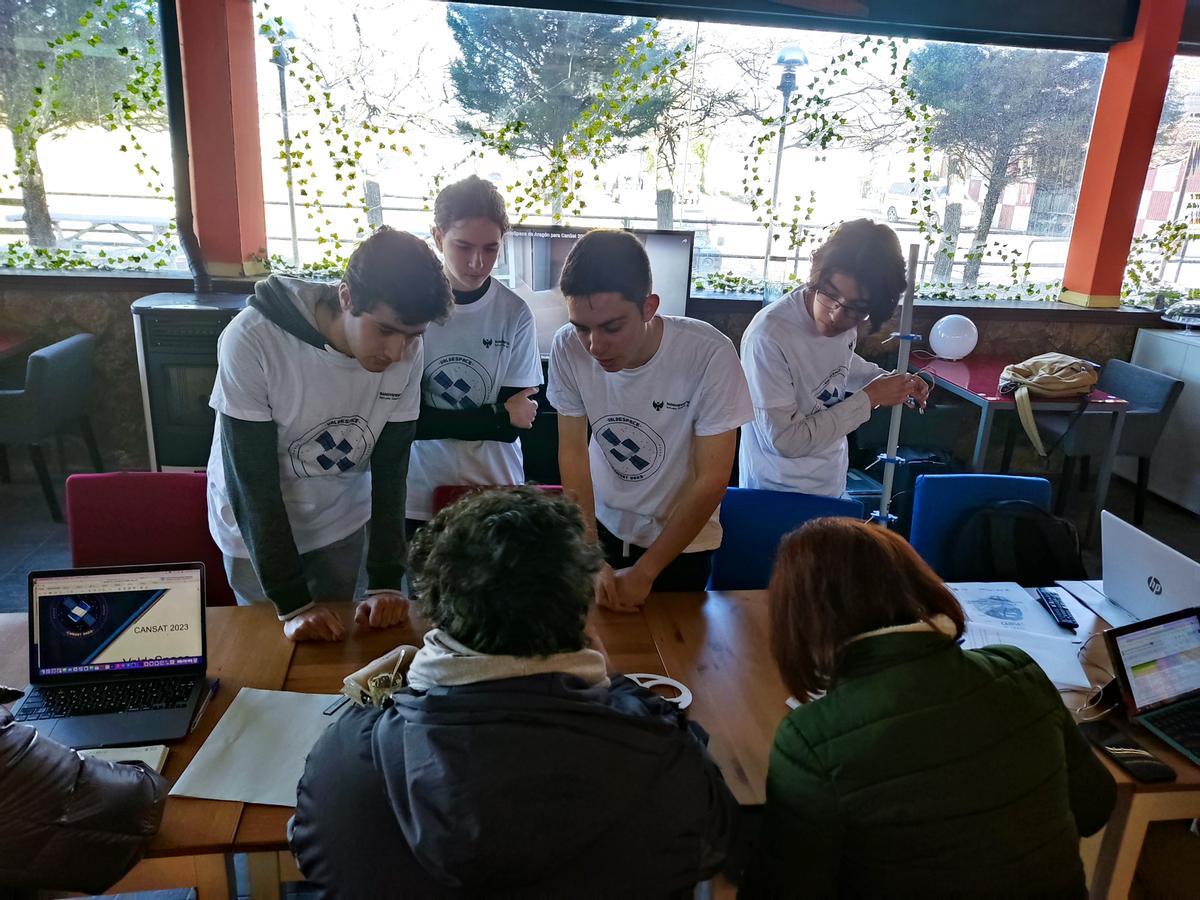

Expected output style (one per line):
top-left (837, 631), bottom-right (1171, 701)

top-left (50, 707), bottom-right (193, 750)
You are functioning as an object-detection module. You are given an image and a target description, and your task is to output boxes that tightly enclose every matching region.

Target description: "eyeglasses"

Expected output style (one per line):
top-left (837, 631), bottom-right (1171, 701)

top-left (811, 285), bottom-right (871, 322)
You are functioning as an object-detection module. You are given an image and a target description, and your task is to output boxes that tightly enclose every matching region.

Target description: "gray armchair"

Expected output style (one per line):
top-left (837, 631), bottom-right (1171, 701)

top-left (1003, 359), bottom-right (1184, 525)
top-left (0, 334), bottom-right (104, 521)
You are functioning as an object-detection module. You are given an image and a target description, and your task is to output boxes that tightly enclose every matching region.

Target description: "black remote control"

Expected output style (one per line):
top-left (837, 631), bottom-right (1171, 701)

top-left (1035, 587), bottom-right (1078, 630)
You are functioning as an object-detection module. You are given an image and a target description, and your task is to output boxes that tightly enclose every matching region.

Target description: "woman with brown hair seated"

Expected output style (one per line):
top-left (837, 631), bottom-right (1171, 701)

top-left (740, 518), bottom-right (1115, 898)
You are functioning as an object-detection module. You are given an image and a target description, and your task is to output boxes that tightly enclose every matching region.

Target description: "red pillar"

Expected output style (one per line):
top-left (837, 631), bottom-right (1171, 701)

top-left (1061, 0), bottom-right (1186, 307)
top-left (176, 0), bottom-right (267, 277)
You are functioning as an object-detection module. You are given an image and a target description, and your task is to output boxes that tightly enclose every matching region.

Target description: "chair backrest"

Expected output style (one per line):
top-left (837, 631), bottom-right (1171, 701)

top-left (23, 333), bottom-right (96, 436)
top-left (65, 472), bottom-right (235, 606)
top-left (431, 484), bottom-right (564, 516)
top-left (909, 474), bottom-right (1052, 578)
top-left (708, 488), bottom-right (864, 591)
top-left (1097, 359), bottom-right (1185, 455)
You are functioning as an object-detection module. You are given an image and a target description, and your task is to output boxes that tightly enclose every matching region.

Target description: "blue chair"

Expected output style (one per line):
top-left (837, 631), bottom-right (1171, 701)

top-left (909, 474), bottom-right (1051, 578)
top-left (708, 488), bottom-right (864, 590)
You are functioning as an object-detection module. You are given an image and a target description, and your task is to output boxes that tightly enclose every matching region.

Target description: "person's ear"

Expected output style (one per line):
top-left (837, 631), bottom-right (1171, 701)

top-left (642, 293), bottom-right (660, 322)
top-left (431, 226), bottom-right (445, 253)
top-left (338, 282), bottom-right (353, 313)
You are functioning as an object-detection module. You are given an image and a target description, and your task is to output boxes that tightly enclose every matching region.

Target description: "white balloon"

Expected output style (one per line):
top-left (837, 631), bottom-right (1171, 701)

top-left (929, 314), bottom-right (978, 360)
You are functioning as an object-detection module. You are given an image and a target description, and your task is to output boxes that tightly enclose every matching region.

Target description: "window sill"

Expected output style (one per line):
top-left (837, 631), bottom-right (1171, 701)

top-left (687, 293), bottom-right (1168, 327)
top-left (0, 269), bottom-right (1172, 329)
top-left (0, 268), bottom-right (258, 294)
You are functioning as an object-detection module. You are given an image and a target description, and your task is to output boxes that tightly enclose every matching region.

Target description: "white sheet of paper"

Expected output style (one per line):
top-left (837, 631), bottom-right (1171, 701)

top-left (961, 624), bottom-right (1090, 691)
top-left (170, 687), bottom-right (343, 807)
top-left (949, 582), bottom-right (1080, 640)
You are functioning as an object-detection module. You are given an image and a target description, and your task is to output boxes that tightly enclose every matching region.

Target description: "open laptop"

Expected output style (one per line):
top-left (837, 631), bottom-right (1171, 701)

top-left (1105, 607), bottom-right (1200, 766)
top-left (1060, 512), bottom-right (1200, 627)
top-left (12, 563), bottom-right (208, 749)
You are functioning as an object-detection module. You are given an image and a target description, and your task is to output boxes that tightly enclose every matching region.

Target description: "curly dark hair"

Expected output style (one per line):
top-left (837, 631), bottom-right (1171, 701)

top-left (559, 229), bottom-right (652, 310)
top-left (343, 225), bottom-right (453, 325)
top-left (407, 487), bottom-right (603, 657)
top-left (809, 218), bottom-right (907, 333)
top-left (433, 175), bottom-right (510, 234)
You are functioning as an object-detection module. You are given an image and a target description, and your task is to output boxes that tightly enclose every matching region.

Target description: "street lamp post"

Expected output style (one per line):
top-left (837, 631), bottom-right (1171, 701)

top-left (763, 45), bottom-right (808, 284)
top-left (270, 25), bottom-right (301, 267)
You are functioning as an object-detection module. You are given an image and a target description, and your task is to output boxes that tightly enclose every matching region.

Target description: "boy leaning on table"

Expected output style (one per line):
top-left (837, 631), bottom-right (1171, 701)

top-left (206, 226), bottom-right (454, 642)
top-left (548, 229), bottom-right (753, 612)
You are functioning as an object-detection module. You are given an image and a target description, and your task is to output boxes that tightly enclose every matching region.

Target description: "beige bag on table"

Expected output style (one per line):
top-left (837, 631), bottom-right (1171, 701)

top-left (998, 353), bottom-right (1099, 457)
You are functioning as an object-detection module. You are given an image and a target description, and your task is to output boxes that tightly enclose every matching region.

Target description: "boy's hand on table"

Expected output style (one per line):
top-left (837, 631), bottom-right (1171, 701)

top-left (283, 605), bottom-right (347, 642)
top-left (355, 592), bottom-right (409, 629)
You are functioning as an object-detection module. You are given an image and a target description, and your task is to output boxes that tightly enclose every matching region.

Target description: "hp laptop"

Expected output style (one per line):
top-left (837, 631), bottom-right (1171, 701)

top-left (1106, 607), bottom-right (1200, 766)
top-left (12, 563), bottom-right (208, 749)
top-left (1062, 512), bottom-right (1200, 626)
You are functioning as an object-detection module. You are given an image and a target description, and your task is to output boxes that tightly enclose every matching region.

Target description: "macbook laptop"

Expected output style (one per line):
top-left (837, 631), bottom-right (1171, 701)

top-left (1106, 607), bottom-right (1200, 766)
top-left (12, 563), bottom-right (208, 749)
top-left (1061, 512), bottom-right (1200, 626)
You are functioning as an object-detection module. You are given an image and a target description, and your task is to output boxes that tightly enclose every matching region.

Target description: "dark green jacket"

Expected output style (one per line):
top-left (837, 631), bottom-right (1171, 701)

top-left (741, 631), bottom-right (1116, 899)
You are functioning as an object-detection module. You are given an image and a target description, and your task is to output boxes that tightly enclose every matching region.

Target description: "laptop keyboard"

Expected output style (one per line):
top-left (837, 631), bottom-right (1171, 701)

top-left (14, 677), bottom-right (197, 722)
top-left (1148, 700), bottom-right (1200, 756)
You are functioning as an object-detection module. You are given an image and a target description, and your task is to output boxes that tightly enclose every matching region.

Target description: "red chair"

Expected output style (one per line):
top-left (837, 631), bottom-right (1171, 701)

top-left (431, 484), bottom-right (564, 516)
top-left (65, 472), bottom-right (236, 606)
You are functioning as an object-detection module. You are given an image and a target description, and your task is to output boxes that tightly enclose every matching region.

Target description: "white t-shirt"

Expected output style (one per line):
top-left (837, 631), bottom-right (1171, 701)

top-left (548, 315), bottom-right (752, 552)
top-left (739, 289), bottom-right (885, 497)
top-left (406, 280), bottom-right (543, 520)
top-left (207, 298), bottom-right (422, 558)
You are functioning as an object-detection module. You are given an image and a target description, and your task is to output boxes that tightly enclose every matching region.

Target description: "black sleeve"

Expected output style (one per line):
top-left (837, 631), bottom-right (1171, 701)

top-left (220, 413), bottom-right (312, 617)
top-left (414, 386), bottom-right (531, 443)
top-left (366, 420), bottom-right (416, 592)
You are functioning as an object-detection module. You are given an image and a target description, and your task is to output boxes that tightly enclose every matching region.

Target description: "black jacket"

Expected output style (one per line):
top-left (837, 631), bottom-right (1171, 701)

top-left (290, 674), bottom-right (740, 899)
top-left (0, 708), bottom-right (166, 895)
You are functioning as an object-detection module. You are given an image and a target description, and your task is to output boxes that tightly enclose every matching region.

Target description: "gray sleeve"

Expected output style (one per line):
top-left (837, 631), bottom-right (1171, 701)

top-left (220, 413), bottom-right (313, 618)
top-left (757, 389), bottom-right (873, 458)
top-left (366, 420), bottom-right (416, 592)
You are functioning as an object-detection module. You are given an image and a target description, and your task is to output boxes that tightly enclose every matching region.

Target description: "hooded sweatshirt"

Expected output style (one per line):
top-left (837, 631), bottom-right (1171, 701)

top-left (205, 275), bottom-right (422, 618)
top-left (289, 672), bottom-right (739, 898)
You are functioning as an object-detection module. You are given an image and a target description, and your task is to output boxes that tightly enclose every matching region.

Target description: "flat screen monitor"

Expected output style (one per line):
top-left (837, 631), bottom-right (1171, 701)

top-left (495, 225), bottom-right (694, 354)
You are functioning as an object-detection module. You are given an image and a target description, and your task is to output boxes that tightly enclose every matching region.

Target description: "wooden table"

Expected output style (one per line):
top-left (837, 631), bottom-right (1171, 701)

top-left (3, 595), bottom-right (1198, 900)
top-left (912, 355), bottom-right (1128, 536)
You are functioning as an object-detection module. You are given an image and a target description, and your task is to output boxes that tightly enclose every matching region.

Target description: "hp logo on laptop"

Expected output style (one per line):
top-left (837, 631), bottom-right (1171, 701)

top-left (1147, 576), bottom-right (1163, 595)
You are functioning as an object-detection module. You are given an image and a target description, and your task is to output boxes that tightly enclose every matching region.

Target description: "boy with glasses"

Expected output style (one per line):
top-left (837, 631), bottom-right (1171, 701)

top-left (739, 219), bottom-right (929, 497)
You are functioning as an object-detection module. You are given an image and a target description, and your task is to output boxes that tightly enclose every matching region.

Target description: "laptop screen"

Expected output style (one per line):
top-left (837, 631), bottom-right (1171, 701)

top-left (1113, 612), bottom-right (1200, 713)
top-left (31, 568), bottom-right (204, 679)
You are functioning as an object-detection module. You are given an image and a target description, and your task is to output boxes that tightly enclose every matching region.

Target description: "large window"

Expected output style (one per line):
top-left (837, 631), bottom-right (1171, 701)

top-left (1127, 55), bottom-right (1200, 304)
top-left (255, 1), bottom-right (1103, 300)
top-left (0, 0), bottom-right (181, 271)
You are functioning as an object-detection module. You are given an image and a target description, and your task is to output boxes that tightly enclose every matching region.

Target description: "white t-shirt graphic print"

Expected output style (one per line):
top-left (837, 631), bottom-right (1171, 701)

top-left (406, 280), bottom-right (542, 520)
top-left (206, 303), bottom-right (422, 559)
top-left (739, 288), bottom-right (885, 497)
top-left (548, 316), bottom-right (752, 552)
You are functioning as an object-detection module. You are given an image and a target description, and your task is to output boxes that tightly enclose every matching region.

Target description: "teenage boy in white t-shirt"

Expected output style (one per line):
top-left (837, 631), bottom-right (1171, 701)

top-left (739, 219), bottom-right (930, 498)
top-left (406, 176), bottom-right (542, 527)
top-left (207, 227), bottom-right (453, 642)
top-left (548, 230), bottom-right (753, 612)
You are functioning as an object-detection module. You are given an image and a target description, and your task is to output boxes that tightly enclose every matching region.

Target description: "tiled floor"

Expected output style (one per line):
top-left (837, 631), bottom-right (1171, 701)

top-left (1, 455), bottom-right (1197, 613)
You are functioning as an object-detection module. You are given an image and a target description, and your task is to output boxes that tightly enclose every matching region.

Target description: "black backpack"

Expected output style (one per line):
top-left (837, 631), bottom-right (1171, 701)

top-left (945, 500), bottom-right (1088, 586)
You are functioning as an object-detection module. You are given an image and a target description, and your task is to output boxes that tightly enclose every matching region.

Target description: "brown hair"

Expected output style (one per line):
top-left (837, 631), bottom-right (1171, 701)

top-left (343, 225), bottom-right (453, 324)
top-left (809, 218), bottom-right (906, 333)
top-left (559, 229), bottom-right (652, 310)
top-left (433, 175), bottom-right (510, 234)
top-left (769, 518), bottom-right (965, 700)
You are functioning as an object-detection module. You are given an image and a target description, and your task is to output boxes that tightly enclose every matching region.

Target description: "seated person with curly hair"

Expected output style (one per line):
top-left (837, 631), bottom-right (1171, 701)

top-left (289, 487), bottom-right (739, 898)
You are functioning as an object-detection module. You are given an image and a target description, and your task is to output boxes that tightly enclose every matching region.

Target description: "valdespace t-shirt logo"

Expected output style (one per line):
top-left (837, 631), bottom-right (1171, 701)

top-left (425, 354), bottom-right (494, 410)
top-left (289, 416), bottom-right (375, 478)
top-left (594, 414), bottom-right (666, 482)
